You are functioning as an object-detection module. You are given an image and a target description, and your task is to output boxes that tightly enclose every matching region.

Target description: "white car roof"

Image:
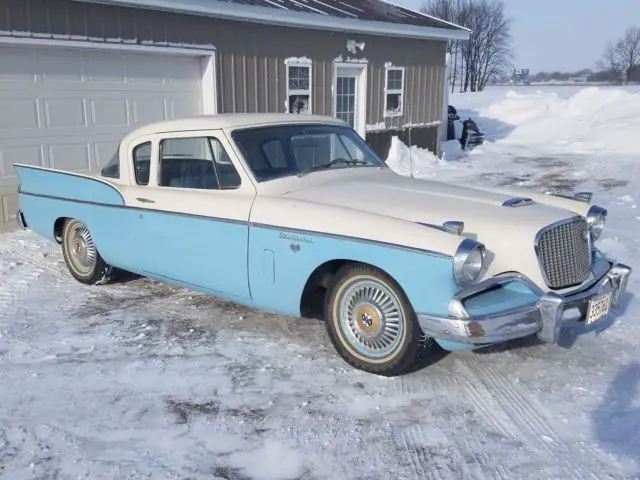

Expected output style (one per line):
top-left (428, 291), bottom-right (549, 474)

top-left (122, 113), bottom-right (349, 143)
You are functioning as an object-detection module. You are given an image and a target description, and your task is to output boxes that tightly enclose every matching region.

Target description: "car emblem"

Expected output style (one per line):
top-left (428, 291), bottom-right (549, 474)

top-left (290, 243), bottom-right (301, 253)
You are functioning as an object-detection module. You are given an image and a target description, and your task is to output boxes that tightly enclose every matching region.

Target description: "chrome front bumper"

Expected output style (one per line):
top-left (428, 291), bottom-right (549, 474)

top-left (418, 263), bottom-right (632, 345)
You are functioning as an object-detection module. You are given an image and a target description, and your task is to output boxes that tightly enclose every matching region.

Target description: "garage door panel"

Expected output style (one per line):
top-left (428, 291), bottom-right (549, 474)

top-left (38, 50), bottom-right (84, 83)
top-left (49, 143), bottom-right (92, 172)
top-left (126, 56), bottom-right (167, 85)
top-left (0, 49), bottom-right (36, 84)
top-left (169, 95), bottom-right (203, 119)
top-left (132, 97), bottom-right (169, 125)
top-left (86, 52), bottom-right (128, 84)
top-left (2, 194), bottom-right (18, 227)
top-left (1, 145), bottom-right (45, 178)
top-left (43, 98), bottom-right (88, 128)
top-left (90, 99), bottom-right (130, 127)
top-left (0, 98), bottom-right (39, 129)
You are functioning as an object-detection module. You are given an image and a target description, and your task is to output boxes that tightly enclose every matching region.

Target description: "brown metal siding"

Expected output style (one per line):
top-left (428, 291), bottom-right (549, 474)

top-left (2, 0), bottom-right (447, 130)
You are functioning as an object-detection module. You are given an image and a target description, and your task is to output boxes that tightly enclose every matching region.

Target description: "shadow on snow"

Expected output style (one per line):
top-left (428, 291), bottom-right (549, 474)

top-left (592, 362), bottom-right (640, 474)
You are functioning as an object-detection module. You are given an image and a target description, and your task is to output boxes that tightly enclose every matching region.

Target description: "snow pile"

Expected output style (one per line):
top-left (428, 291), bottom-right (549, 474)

top-left (479, 87), bottom-right (640, 155)
top-left (384, 136), bottom-right (446, 178)
top-left (386, 86), bottom-right (640, 177)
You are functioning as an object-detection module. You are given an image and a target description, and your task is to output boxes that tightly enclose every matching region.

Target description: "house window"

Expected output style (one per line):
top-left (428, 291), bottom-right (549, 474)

top-left (384, 66), bottom-right (405, 117)
top-left (286, 59), bottom-right (312, 114)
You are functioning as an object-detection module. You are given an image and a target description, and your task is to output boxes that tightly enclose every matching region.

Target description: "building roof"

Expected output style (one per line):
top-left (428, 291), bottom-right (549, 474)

top-left (73, 0), bottom-right (470, 41)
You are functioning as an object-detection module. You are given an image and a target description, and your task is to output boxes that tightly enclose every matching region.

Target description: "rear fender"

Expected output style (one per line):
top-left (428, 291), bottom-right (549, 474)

top-left (14, 164), bottom-right (137, 270)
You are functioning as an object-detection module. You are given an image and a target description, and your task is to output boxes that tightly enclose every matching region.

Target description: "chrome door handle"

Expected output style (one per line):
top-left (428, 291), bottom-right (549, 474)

top-left (136, 197), bottom-right (155, 204)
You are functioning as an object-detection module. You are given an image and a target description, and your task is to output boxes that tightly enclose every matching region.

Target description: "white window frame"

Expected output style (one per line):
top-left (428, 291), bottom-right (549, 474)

top-left (384, 66), bottom-right (405, 118)
top-left (285, 58), bottom-right (313, 114)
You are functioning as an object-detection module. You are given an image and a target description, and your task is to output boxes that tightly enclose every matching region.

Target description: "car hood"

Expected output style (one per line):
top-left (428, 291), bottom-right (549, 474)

top-left (280, 168), bottom-right (576, 232)
top-left (279, 168), bottom-right (588, 288)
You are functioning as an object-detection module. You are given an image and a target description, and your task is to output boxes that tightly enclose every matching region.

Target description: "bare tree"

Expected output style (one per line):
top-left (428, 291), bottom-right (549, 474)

top-left (421, 0), bottom-right (463, 93)
top-left (599, 26), bottom-right (640, 84)
top-left (616, 26), bottom-right (640, 82)
top-left (422, 0), bottom-right (513, 92)
top-left (598, 41), bottom-right (624, 85)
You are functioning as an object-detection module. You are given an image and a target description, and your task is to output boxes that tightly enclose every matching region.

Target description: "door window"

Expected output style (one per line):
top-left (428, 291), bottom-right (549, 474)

top-left (158, 137), bottom-right (241, 190)
top-left (336, 76), bottom-right (356, 127)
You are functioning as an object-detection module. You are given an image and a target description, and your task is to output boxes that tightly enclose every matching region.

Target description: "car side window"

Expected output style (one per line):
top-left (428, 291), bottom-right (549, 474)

top-left (209, 137), bottom-right (242, 189)
top-left (133, 142), bottom-right (151, 185)
top-left (157, 137), bottom-right (242, 190)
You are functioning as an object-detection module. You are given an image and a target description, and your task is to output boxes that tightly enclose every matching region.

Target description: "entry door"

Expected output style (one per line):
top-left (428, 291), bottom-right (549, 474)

top-left (335, 65), bottom-right (366, 136)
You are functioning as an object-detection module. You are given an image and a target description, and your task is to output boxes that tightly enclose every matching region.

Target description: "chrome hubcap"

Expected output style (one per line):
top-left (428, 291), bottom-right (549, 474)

top-left (339, 280), bottom-right (404, 359)
top-left (66, 224), bottom-right (96, 274)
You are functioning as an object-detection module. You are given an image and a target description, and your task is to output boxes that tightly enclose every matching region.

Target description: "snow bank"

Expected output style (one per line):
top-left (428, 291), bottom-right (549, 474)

top-left (478, 87), bottom-right (640, 155)
top-left (385, 136), bottom-right (446, 178)
top-left (386, 86), bottom-right (640, 177)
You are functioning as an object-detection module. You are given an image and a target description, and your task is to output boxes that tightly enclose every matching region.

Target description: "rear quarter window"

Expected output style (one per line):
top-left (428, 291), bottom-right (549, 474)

top-left (101, 149), bottom-right (120, 179)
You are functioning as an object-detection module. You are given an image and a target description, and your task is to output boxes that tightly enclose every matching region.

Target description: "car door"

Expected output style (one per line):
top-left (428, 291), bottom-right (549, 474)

top-left (122, 130), bottom-right (255, 300)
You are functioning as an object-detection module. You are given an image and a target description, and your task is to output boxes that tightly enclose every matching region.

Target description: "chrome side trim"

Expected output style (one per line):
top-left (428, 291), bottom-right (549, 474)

top-left (250, 222), bottom-right (454, 259)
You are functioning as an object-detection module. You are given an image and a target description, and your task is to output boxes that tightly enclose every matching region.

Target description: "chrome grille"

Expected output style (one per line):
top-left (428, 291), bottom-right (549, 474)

top-left (536, 217), bottom-right (591, 289)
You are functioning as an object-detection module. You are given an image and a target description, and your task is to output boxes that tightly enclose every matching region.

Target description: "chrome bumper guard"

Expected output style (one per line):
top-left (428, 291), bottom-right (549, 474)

top-left (418, 263), bottom-right (632, 345)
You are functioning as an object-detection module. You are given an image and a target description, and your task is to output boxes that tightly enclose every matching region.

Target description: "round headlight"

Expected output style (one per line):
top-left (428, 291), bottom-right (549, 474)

top-left (586, 205), bottom-right (607, 241)
top-left (453, 238), bottom-right (486, 286)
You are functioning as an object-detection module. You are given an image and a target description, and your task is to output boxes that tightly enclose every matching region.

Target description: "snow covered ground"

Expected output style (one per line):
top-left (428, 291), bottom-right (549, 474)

top-left (2, 85), bottom-right (640, 480)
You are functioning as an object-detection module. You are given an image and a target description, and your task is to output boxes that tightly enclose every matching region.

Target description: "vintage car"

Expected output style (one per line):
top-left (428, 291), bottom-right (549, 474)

top-left (14, 113), bottom-right (631, 376)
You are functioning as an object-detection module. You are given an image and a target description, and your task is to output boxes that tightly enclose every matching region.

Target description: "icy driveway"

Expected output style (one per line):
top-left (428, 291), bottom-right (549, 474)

top-left (2, 87), bottom-right (640, 479)
top-left (1, 186), bottom-right (639, 480)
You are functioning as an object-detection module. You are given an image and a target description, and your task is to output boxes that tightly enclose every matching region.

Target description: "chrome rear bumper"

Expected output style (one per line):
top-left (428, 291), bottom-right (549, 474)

top-left (418, 263), bottom-right (632, 345)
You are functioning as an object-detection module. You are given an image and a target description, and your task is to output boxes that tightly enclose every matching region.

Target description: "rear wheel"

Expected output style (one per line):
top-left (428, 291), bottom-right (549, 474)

top-left (61, 219), bottom-right (110, 285)
top-left (324, 263), bottom-right (422, 376)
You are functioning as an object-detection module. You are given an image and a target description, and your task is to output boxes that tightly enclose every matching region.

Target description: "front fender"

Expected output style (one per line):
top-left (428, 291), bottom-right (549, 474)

top-left (247, 223), bottom-right (458, 318)
top-left (247, 196), bottom-right (466, 318)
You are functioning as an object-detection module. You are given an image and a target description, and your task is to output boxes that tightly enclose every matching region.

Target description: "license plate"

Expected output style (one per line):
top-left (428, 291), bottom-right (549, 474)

top-left (586, 292), bottom-right (612, 325)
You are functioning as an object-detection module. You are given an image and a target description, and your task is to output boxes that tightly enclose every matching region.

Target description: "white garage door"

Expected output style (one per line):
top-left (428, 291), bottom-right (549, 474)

top-left (0, 44), bottom-right (204, 231)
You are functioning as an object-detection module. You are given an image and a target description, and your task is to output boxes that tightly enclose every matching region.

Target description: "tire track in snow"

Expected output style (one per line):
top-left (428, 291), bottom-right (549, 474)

top-left (0, 254), bottom-right (51, 311)
top-left (457, 357), bottom-right (617, 480)
top-left (389, 360), bottom-right (513, 479)
top-left (398, 424), bottom-right (511, 480)
top-left (0, 240), bottom-right (170, 305)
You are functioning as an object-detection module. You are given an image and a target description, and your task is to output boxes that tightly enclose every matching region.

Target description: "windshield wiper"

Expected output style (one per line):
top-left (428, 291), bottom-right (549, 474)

top-left (297, 158), bottom-right (369, 176)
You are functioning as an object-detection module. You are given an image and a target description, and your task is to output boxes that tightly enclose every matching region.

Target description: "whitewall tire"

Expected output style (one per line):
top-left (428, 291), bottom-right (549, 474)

top-left (61, 219), bottom-right (110, 285)
top-left (324, 263), bottom-right (422, 376)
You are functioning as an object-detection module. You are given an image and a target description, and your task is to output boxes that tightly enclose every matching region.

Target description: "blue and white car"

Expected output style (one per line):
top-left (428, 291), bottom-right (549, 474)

top-left (15, 113), bottom-right (632, 375)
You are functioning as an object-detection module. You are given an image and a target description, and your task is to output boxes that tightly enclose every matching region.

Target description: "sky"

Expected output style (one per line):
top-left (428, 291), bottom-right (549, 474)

top-left (395, 0), bottom-right (640, 73)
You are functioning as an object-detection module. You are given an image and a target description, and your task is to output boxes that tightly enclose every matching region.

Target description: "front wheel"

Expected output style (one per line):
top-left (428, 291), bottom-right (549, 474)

top-left (324, 263), bottom-right (422, 376)
top-left (61, 218), bottom-right (110, 285)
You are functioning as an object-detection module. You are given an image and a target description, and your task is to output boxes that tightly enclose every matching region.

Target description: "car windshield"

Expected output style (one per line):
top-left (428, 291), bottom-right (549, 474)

top-left (231, 123), bottom-right (386, 182)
